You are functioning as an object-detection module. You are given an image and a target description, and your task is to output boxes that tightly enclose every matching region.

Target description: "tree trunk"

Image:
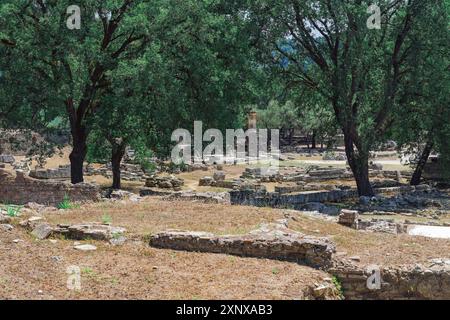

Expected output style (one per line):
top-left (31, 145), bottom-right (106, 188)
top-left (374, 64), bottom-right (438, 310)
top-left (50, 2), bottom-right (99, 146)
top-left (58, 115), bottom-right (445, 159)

top-left (111, 141), bottom-right (126, 190)
top-left (311, 130), bottom-right (316, 149)
top-left (288, 128), bottom-right (294, 145)
top-left (343, 132), bottom-right (375, 197)
top-left (410, 139), bottom-right (434, 186)
top-left (69, 127), bottom-right (87, 184)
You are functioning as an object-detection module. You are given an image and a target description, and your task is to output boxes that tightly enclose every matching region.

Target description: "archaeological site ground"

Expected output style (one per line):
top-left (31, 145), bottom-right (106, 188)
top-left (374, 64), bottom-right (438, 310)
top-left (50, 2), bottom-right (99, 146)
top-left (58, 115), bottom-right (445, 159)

top-left (0, 0), bottom-right (449, 306)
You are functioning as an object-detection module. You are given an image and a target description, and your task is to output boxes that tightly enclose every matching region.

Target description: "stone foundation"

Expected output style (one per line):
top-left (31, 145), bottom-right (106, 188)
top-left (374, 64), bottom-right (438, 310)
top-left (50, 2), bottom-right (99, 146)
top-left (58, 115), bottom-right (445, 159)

top-left (330, 260), bottom-right (450, 300)
top-left (163, 191), bottom-right (230, 204)
top-left (149, 226), bottom-right (335, 269)
top-left (230, 185), bottom-right (433, 208)
top-left (29, 165), bottom-right (71, 179)
top-left (0, 169), bottom-right (100, 205)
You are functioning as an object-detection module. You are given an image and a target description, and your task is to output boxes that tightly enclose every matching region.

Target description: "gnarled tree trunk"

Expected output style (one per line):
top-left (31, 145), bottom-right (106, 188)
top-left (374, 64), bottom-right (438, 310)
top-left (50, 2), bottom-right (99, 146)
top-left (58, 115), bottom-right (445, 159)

top-left (343, 131), bottom-right (374, 197)
top-left (311, 130), bottom-right (316, 149)
top-left (410, 139), bottom-right (434, 186)
top-left (69, 126), bottom-right (88, 184)
top-left (111, 139), bottom-right (126, 190)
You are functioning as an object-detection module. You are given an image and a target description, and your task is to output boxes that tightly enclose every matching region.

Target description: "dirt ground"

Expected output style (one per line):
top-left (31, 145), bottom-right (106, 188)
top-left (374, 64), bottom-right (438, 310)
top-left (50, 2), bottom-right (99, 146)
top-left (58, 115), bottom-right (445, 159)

top-left (0, 224), bottom-right (328, 300)
top-left (1, 199), bottom-right (449, 299)
top-left (43, 198), bottom-right (285, 236)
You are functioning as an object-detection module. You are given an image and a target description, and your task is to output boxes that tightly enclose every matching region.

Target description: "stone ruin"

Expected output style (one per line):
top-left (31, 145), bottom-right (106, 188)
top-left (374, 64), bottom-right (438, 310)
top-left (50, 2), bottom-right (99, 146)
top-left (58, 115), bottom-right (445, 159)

top-left (149, 222), bottom-right (336, 269)
top-left (85, 163), bottom-right (149, 181)
top-left (30, 165), bottom-right (71, 180)
top-left (198, 171), bottom-right (246, 189)
top-left (19, 216), bottom-right (126, 243)
top-left (330, 259), bottom-right (450, 300)
top-left (0, 169), bottom-right (100, 206)
top-left (144, 175), bottom-right (184, 191)
top-left (163, 191), bottom-right (230, 204)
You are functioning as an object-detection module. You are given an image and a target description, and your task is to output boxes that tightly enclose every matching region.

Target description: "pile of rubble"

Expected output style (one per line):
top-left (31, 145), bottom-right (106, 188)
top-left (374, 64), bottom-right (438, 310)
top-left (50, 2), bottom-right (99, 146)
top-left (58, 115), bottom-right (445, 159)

top-left (322, 152), bottom-right (346, 161)
top-left (240, 167), bottom-right (282, 182)
top-left (357, 185), bottom-right (447, 212)
top-left (19, 216), bottom-right (126, 244)
top-left (144, 175), bottom-right (184, 191)
top-left (199, 171), bottom-right (243, 189)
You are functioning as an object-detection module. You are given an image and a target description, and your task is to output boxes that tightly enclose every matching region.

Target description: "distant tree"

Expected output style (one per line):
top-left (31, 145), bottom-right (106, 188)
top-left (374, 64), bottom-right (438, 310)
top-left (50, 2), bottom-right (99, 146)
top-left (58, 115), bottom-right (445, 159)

top-left (251, 0), bottom-right (439, 196)
top-left (390, 1), bottom-right (450, 184)
top-left (1, 0), bottom-right (165, 183)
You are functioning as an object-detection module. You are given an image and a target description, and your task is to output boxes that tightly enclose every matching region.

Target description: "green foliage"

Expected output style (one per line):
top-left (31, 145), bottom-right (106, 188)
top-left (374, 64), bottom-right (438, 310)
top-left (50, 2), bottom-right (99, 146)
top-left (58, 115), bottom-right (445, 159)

top-left (57, 194), bottom-right (77, 210)
top-left (2, 204), bottom-right (22, 217)
top-left (332, 276), bottom-right (344, 299)
top-left (102, 214), bottom-right (112, 225)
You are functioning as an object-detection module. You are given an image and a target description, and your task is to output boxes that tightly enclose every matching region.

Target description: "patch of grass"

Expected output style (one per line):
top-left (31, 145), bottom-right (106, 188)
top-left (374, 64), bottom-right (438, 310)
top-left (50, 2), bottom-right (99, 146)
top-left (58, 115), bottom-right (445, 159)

top-left (111, 232), bottom-right (122, 240)
top-left (272, 268), bottom-right (280, 275)
top-left (3, 204), bottom-right (22, 217)
top-left (57, 194), bottom-right (79, 210)
top-left (102, 214), bottom-right (112, 225)
top-left (81, 267), bottom-right (95, 275)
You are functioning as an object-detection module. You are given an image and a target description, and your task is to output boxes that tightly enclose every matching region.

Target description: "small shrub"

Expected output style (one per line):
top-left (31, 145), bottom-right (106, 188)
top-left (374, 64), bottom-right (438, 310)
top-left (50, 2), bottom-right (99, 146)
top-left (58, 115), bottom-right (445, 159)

top-left (5, 204), bottom-right (22, 217)
top-left (57, 194), bottom-right (75, 210)
top-left (332, 276), bottom-right (344, 299)
top-left (102, 214), bottom-right (112, 225)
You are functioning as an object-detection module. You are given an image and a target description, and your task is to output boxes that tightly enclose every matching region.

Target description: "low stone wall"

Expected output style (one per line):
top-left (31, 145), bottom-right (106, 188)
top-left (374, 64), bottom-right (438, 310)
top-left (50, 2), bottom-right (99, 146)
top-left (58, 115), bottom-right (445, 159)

top-left (149, 226), bottom-right (336, 269)
top-left (0, 169), bottom-right (100, 205)
top-left (230, 185), bottom-right (432, 208)
top-left (230, 189), bottom-right (359, 207)
top-left (330, 261), bottom-right (450, 300)
top-left (163, 191), bottom-right (230, 204)
top-left (29, 165), bottom-right (71, 179)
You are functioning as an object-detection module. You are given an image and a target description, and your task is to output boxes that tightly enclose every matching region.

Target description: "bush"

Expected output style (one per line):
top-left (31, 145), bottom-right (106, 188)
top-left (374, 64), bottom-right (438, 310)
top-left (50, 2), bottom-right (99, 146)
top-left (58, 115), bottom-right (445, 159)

top-left (57, 194), bottom-right (78, 210)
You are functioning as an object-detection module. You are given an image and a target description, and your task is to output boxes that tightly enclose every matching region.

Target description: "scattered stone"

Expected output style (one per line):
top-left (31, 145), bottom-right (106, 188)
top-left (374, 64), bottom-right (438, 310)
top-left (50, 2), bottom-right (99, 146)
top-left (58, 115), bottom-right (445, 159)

top-left (19, 216), bottom-right (45, 230)
top-left (74, 244), bottom-right (97, 251)
top-left (107, 189), bottom-right (142, 202)
top-left (31, 223), bottom-right (53, 240)
top-left (199, 176), bottom-right (214, 186)
top-left (0, 154), bottom-right (15, 164)
top-left (0, 224), bottom-right (14, 231)
top-left (349, 256), bottom-right (361, 262)
top-left (313, 284), bottom-right (340, 300)
top-left (145, 175), bottom-right (184, 190)
top-left (213, 171), bottom-right (226, 181)
top-left (51, 256), bottom-right (63, 262)
top-left (109, 236), bottom-right (127, 246)
top-left (58, 224), bottom-right (126, 241)
top-left (12, 239), bottom-right (23, 243)
top-left (338, 209), bottom-right (359, 228)
top-left (369, 161), bottom-right (383, 171)
top-left (0, 214), bottom-right (11, 224)
top-left (322, 152), bottom-right (346, 161)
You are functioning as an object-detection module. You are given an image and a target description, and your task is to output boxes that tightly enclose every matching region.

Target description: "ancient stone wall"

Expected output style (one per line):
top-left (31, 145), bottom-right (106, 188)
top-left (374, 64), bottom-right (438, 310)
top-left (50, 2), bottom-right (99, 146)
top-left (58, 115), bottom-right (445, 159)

top-left (230, 185), bottom-right (432, 208)
top-left (330, 261), bottom-right (450, 300)
top-left (150, 227), bottom-right (335, 269)
top-left (0, 169), bottom-right (100, 205)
